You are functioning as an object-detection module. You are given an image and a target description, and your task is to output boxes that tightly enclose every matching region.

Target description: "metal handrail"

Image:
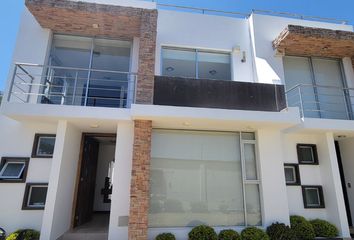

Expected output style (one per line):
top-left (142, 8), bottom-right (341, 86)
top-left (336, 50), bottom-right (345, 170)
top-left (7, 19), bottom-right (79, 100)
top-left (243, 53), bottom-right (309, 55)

top-left (15, 62), bottom-right (138, 75)
top-left (7, 63), bottom-right (138, 108)
top-left (157, 3), bottom-right (249, 18)
top-left (286, 83), bottom-right (354, 93)
top-left (252, 9), bottom-right (348, 25)
top-left (285, 84), bottom-right (354, 120)
top-left (152, 3), bottom-right (349, 24)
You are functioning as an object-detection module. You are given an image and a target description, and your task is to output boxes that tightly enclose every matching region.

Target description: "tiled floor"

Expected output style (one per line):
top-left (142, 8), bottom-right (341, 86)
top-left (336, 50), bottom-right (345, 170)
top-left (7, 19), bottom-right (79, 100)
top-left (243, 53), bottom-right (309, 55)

top-left (73, 213), bottom-right (110, 233)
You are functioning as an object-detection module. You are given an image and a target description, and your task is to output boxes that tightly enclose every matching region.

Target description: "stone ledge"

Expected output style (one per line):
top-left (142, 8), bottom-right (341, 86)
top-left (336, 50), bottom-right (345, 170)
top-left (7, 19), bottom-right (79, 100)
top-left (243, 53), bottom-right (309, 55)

top-left (273, 25), bottom-right (354, 58)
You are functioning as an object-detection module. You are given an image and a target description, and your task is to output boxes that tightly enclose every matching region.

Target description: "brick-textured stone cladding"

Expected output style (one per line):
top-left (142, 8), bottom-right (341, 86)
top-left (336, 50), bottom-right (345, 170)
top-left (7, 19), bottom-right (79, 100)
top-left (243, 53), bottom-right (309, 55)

top-left (128, 120), bottom-right (152, 240)
top-left (26, 0), bottom-right (157, 104)
top-left (136, 11), bottom-right (157, 105)
top-left (273, 25), bottom-right (354, 58)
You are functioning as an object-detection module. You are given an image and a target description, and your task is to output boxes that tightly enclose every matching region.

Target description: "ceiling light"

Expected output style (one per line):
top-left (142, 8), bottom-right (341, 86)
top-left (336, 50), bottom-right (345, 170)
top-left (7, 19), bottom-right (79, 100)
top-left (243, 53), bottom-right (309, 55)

top-left (209, 70), bottom-right (217, 75)
top-left (182, 122), bottom-right (191, 126)
top-left (90, 124), bottom-right (99, 128)
top-left (166, 66), bottom-right (174, 72)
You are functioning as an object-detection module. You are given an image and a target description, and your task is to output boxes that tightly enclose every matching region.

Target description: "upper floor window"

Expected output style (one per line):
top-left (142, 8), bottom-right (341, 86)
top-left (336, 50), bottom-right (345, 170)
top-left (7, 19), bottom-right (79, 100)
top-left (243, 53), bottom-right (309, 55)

top-left (161, 47), bottom-right (231, 80)
top-left (42, 35), bottom-right (132, 108)
top-left (283, 56), bottom-right (349, 120)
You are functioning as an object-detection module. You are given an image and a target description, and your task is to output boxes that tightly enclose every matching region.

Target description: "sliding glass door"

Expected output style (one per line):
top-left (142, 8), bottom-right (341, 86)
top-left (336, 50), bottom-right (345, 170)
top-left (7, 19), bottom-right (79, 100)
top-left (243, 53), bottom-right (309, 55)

top-left (43, 34), bottom-right (132, 108)
top-left (284, 56), bottom-right (350, 119)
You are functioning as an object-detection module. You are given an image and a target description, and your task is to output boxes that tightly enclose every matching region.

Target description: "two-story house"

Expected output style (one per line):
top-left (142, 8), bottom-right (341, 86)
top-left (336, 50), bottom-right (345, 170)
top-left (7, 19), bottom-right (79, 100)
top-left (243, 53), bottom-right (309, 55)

top-left (0, 0), bottom-right (354, 239)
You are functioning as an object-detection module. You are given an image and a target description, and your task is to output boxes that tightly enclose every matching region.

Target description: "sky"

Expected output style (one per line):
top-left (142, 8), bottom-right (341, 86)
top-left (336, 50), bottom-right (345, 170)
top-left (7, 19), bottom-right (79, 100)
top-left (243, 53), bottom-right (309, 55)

top-left (0, 0), bottom-right (354, 91)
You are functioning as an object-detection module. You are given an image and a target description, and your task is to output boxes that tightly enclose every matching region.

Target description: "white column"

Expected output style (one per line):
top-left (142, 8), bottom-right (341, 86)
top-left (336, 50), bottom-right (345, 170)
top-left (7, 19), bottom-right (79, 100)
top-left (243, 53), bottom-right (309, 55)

top-left (40, 120), bottom-right (82, 240)
top-left (257, 129), bottom-right (290, 225)
top-left (108, 121), bottom-right (134, 240)
top-left (318, 132), bottom-right (350, 238)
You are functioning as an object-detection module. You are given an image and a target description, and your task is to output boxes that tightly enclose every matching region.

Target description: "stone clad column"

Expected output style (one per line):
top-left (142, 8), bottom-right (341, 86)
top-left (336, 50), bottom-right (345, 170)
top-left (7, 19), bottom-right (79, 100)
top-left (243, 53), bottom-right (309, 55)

top-left (128, 120), bottom-right (153, 240)
top-left (135, 10), bottom-right (158, 105)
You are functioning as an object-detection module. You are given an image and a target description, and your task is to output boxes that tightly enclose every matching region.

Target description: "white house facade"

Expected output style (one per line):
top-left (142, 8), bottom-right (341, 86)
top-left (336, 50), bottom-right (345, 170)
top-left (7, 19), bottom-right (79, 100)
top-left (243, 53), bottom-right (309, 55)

top-left (0, 0), bottom-right (354, 239)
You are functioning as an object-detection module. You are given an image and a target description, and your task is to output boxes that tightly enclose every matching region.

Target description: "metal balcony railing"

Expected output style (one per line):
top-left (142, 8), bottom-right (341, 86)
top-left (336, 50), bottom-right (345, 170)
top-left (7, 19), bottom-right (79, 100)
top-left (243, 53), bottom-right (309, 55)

top-left (7, 63), bottom-right (137, 109)
top-left (286, 84), bottom-right (354, 120)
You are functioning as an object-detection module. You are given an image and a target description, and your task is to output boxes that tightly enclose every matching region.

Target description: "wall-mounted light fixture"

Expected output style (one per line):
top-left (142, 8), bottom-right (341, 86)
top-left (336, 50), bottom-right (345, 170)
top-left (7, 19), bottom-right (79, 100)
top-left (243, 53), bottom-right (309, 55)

top-left (165, 66), bottom-right (174, 72)
top-left (241, 51), bottom-right (246, 63)
top-left (232, 45), bottom-right (241, 54)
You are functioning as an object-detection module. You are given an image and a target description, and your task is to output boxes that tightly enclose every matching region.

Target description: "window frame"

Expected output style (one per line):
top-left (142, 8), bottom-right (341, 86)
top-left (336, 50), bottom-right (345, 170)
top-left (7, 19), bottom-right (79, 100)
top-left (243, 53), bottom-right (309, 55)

top-left (22, 183), bottom-right (48, 210)
top-left (302, 185), bottom-right (325, 209)
top-left (161, 46), bottom-right (232, 81)
top-left (149, 129), bottom-right (262, 228)
top-left (0, 157), bottom-right (30, 183)
top-left (297, 144), bottom-right (319, 165)
top-left (31, 134), bottom-right (56, 158)
top-left (240, 133), bottom-right (262, 227)
top-left (284, 163), bottom-right (301, 186)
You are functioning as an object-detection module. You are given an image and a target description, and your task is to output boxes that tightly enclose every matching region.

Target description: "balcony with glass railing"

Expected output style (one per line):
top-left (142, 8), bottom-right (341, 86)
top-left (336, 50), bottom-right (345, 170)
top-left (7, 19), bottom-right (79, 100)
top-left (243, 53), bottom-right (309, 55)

top-left (7, 63), bottom-right (137, 109)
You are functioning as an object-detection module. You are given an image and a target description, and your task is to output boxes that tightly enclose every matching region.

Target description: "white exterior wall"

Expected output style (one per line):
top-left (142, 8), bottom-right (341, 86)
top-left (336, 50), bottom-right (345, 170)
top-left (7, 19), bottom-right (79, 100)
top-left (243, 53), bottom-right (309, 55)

top-left (282, 133), bottom-right (350, 237)
top-left (338, 137), bottom-right (354, 225)
top-left (257, 129), bottom-right (290, 226)
top-left (156, 10), bottom-right (254, 83)
top-left (108, 122), bottom-right (134, 240)
top-left (0, 115), bottom-right (57, 233)
top-left (40, 121), bottom-right (82, 240)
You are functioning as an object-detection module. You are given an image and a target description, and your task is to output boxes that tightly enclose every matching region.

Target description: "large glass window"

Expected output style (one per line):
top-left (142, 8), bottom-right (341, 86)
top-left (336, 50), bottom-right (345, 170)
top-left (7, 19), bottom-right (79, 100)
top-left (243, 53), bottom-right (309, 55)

top-left (283, 56), bottom-right (349, 119)
top-left (162, 47), bottom-right (231, 80)
top-left (43, 35), bottom-right (132, 108)
top-left (149, 130), bottom-right (261, 228)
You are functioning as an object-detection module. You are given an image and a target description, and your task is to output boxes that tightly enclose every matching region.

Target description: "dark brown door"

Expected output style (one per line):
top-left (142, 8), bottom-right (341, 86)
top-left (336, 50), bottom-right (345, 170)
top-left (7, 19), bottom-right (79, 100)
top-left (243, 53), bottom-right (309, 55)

top-left (74, 136), bottom-right (99, 227)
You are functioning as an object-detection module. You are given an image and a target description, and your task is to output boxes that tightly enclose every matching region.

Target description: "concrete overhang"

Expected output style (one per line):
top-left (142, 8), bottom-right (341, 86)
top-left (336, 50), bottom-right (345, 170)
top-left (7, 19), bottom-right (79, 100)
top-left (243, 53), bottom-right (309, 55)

top-left (25, 0), bottom-right (157, 39)
top-left (131, 104), bottom-right (301, 131)
top-left (1, 102), bottom-right (131, 122)
top-left (283, 118), bottom-right (354, 140)
top-left (273, 25), bottom-right (354, 59)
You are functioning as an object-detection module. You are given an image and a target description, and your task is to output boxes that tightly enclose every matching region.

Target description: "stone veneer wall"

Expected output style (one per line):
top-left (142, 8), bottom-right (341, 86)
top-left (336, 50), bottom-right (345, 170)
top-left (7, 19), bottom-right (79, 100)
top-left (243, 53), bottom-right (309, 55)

top-left (128, 120), bottom-right (153, 240)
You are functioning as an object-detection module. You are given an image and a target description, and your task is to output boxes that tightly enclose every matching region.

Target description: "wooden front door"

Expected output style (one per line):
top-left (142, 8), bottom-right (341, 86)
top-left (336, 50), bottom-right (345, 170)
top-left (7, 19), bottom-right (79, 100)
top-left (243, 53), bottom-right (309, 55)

top-left (74, 136), bottom-right (99, 227)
